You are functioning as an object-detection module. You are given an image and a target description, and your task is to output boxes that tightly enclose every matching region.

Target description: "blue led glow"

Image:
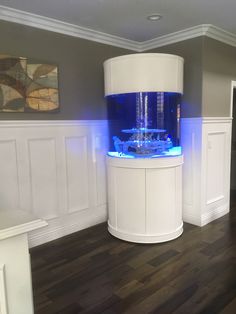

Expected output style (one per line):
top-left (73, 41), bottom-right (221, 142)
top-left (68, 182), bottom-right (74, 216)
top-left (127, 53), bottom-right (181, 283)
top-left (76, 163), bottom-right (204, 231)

top-left (106, 91), bottom-right (182, 158)
top-left (108, 146), bottom-right (182, 159)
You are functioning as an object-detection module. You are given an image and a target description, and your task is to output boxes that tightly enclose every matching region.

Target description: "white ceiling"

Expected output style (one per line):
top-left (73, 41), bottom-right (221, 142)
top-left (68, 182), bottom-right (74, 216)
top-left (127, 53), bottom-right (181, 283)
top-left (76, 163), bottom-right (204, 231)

top-left (0, 0), bottom-right (236, 42)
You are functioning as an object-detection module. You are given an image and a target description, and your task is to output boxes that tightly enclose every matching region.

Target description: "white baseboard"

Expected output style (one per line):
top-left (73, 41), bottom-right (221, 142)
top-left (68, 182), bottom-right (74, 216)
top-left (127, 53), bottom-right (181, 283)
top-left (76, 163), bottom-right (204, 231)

top-left (183, 208), bottom-right (201, 226)
top-left (201, 203), bottom-right (229, 226)
top-left (29, 205), bottom-right (107, 247)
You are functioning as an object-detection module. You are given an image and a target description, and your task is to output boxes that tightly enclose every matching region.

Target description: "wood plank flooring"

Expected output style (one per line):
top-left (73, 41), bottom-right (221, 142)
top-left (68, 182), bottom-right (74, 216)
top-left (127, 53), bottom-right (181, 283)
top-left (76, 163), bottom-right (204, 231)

top-left (31, 201), bottom-right (236, 314)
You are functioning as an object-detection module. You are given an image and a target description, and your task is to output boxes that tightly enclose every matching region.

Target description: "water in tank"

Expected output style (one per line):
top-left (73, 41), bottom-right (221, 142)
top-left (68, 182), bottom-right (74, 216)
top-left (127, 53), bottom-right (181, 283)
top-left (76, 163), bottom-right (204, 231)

top-left (106, 91), bottom-right (181, 158)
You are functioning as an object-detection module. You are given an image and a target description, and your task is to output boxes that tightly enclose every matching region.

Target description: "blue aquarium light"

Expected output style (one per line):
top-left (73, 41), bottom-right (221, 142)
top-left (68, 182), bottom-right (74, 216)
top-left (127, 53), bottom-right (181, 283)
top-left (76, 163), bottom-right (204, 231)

top-left (106, 91), bottom-right (181, 158)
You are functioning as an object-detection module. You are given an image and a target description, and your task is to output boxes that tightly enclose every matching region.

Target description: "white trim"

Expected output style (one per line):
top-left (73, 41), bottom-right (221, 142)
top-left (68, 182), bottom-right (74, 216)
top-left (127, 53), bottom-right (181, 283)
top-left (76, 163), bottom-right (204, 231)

top-left (182, 117), bottom-right (233, 124)
top-left (206, 25), bottom-right (236, 49)
top-left (0, 219), bottom-right (47, 241)
top-left (182, 210), bottom-right (201, 226)
top-left (141, 24), bottom-right (209, 51)
top-left (108, 223), bottom-right (183, 244)
top-left (202, 117), bottom-right (233, 123)
top-left (0, 120), bottom-right (108, 128)
top-left (206, 195), bottom-right (224, 205)
top-left (230, 81), bottom-right (236, 118)
top-left (0, 5), bottom-right (236, 51)
top-left (0, 264), bottom-right (8, 314)
top-left (201, 203), bottom-right (229, 226)
top-left (0, 5), bottom-right (140, 51)
top-left (29, 204), bottom-right (107, 247)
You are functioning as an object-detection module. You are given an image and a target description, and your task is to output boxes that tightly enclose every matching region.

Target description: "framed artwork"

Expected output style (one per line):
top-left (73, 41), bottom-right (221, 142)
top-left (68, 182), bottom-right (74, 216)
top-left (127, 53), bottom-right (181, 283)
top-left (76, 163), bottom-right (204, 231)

top-left (0, 54), bottom-right (59, 112)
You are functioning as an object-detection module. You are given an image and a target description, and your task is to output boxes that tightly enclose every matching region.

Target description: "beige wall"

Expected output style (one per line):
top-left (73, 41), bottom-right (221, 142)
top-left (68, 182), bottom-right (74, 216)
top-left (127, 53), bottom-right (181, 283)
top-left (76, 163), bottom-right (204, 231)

top-left (202, 37), bottom-right (236, 117)
top-left (0, 20), bottom-right (132, 120)
top-left (147, 37), bottom-right (204, 118)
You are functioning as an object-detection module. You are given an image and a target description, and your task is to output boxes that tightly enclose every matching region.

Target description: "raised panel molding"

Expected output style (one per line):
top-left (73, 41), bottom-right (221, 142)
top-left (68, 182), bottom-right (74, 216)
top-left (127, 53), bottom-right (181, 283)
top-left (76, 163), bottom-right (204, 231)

top-left (0, 120), bottom-right (108, 247)
top-left (0, 264), bottom-right (8, 314)
top-left (28, 138), bottom-right (58, 220)
top-left (181, 117), bottom-right (232, 226)
top-left (94, 134), bottom-right (108, 207)
top-left (205, 132), bottom-right (225, 205)
top-left (65, 136), bottom-right (89, 213)
top-left (0, 140), bottom-right (19, 211)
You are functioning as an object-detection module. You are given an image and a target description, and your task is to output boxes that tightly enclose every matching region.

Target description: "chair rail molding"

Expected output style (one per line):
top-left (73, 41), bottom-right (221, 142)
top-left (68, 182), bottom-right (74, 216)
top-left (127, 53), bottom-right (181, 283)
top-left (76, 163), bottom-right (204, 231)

top-left (0, 120), bottom-right (108, 247)
top-left (181, 117), bottom-right (232, 226)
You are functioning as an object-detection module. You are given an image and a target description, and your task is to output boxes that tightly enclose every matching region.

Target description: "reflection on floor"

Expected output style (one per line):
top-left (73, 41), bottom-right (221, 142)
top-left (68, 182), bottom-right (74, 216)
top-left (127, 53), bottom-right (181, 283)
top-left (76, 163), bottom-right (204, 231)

top-left (31, 202), bottom-right (236, 314)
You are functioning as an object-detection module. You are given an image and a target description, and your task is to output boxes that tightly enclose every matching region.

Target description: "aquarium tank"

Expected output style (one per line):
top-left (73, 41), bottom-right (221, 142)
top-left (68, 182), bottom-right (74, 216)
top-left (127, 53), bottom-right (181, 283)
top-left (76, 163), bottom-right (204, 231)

top-left (104, 53), bottom-right (184, 158)
top-left (106, 91), bottom-right (181, 158)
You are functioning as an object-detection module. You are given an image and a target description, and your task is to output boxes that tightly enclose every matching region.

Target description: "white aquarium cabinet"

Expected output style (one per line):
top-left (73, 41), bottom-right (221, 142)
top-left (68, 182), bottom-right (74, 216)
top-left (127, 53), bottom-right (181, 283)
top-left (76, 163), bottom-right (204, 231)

top-left (104, 53), bottom-right (184, 243)
top-left (107, 155), bottom-right (183, 243)
top-left (0, 210), bottom-right (47, 314)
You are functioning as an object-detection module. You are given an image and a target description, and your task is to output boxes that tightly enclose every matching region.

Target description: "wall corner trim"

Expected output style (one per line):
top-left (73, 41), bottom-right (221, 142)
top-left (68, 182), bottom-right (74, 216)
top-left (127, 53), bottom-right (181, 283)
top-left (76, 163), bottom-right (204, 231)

top-left (141, 24), bottom-right (210, 51)
top-left (0, 5), bottom-right (236, 51)
top-left (206, 25), bottom-right (236, 48)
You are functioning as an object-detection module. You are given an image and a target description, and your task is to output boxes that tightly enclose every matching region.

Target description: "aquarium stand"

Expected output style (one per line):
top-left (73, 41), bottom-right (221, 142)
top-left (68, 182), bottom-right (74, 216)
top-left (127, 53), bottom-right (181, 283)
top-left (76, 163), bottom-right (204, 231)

top-left (107, 155), bottom-right (183, 243)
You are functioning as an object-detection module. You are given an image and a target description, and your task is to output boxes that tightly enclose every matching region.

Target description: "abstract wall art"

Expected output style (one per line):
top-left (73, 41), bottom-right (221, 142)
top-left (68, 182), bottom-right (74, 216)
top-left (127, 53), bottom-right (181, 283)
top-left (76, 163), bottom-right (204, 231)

top-left (0, 54), bottom-right (59, 112)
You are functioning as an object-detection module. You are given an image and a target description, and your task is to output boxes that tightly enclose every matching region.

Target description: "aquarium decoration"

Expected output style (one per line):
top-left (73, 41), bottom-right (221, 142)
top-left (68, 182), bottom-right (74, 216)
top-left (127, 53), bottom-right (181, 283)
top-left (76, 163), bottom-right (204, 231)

top-left (106, 91), bottom-right (181, 158)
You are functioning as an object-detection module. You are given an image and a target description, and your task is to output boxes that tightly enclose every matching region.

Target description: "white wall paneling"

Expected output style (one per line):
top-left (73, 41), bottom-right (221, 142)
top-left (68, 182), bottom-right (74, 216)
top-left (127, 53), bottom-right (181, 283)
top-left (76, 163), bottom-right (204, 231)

top-left (28, 138), bottom-right (58, 220)
top-left (0, 140), bottom-right (19, 212)
top-left (0, 264), bottom-right (8, 314)
top-left (65, 135), bottom-right (89, 213)
top-left (230, 81), bottom-right (236, 190)
top-left (181, 117), bottom-right (232, 226)
top-left (92, 127), bottom-right (108, 207)
top-left (0, 120), bottom-right (108, 247)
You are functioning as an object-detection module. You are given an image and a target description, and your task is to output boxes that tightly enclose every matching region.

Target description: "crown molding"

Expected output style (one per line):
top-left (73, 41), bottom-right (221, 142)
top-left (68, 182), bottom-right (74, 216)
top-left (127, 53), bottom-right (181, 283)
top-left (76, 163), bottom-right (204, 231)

top-left (0, 5), bottom-right (236, 51)
top-left (0, 5), bottom-right (140, 51)
top-left (141, 24), bottom-right (210, 50)
top-left (205, 24), bottom-right (236, 48)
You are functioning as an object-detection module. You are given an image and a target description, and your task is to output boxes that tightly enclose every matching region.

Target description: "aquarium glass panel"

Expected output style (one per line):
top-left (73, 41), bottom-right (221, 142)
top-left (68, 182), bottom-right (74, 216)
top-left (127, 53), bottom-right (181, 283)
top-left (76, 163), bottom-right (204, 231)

top-left (107, 92), bottom-right (181, 158)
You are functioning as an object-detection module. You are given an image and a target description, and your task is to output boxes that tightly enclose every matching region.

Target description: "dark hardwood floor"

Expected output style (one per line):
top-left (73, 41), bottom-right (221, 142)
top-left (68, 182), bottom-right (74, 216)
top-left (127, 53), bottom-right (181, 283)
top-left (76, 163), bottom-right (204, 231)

top-left (31, 201), bottom-right (236, 314)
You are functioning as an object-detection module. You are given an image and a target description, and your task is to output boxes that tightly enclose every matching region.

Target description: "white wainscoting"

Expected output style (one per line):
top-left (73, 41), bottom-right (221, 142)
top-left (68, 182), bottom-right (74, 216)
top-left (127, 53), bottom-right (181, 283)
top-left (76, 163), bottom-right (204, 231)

top-left (0, 264), bottom-right (8, 314)
top-left (0, 120), bottom-right (108, 247)
top-left (181, 117), bottom-right (232, 226)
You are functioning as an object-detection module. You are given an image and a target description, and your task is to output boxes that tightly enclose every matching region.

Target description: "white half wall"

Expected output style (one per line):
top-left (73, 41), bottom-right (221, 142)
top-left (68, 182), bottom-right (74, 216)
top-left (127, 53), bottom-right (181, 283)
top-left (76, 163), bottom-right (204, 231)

top-left (181, 117), bottom-right (232, 226)
top-left (0, 264), bottom-right (8, 314)
top-left (0, 120), bottom-right (108, 247)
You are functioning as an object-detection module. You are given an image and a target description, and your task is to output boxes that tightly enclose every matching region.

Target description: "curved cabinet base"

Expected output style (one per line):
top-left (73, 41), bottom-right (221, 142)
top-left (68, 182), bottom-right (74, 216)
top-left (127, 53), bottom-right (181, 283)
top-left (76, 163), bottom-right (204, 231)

top-left (108, 223), bottom-right (183, 244)
top-left (107, 155), bottom-right (184, 244)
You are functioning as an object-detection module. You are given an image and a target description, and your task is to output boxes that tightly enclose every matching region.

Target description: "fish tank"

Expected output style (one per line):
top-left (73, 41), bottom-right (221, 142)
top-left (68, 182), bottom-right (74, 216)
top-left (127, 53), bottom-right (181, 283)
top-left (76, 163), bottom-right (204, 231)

top-left (107, 91), bottom-right (181, 158)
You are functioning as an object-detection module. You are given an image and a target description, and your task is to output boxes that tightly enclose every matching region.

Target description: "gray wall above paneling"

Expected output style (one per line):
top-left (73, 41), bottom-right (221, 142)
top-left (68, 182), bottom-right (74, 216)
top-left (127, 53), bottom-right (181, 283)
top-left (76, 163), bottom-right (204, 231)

top-left (1, 18), bottom-right (236, 120)
top-left (0, 20), bottom-right (132, 120)
top-left (202, 37), bottom-right (236, 117)
top-left (147, 37), bottom-right (204, 118)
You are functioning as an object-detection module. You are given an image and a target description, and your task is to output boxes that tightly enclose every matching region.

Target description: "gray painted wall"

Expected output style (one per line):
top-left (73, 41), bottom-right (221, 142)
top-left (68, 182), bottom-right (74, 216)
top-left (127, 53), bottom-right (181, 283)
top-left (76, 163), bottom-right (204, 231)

top-left (202, 37), bottom-right (236, 117)
top-left (1, 19), bottom-right (236, 120)
top-left (0, 20), bottom-right (132, 120)
top-left (147, 37), bottom-right (204, 118)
